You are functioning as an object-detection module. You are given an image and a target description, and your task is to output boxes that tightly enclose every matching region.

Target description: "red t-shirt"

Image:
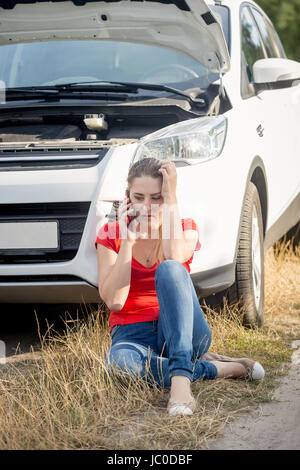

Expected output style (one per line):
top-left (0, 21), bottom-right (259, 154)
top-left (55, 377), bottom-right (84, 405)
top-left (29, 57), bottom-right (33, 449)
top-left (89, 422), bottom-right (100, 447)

top-left (95, 218), bottom-right (201, 332)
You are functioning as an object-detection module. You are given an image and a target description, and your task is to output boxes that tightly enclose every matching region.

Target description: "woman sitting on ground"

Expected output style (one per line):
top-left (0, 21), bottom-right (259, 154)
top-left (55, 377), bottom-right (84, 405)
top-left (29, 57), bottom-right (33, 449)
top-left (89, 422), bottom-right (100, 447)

top-left (95, 157), bottom-right (265, 416)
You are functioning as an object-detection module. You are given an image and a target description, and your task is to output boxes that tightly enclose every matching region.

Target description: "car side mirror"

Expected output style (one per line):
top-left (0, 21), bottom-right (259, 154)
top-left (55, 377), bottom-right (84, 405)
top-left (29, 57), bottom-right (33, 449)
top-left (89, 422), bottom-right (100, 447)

top-left (253, 58), bottom-right (300, 92)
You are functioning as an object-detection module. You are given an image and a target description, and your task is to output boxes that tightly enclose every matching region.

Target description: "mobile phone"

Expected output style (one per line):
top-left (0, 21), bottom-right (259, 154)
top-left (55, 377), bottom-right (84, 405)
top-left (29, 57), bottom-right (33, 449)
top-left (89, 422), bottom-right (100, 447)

top-left (125, 189), bottom-right (139, 226)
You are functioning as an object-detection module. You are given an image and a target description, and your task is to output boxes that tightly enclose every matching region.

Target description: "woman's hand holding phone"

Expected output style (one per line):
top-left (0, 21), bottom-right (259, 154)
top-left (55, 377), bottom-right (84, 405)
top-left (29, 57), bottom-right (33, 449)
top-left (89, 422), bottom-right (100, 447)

top-left (117, 191), bottom-right (140, 243)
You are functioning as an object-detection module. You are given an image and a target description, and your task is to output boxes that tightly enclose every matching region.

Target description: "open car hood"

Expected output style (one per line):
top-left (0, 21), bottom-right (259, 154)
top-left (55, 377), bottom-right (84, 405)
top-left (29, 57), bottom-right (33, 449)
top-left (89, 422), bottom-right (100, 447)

top-left (0, 0), bottom-right (230, 73)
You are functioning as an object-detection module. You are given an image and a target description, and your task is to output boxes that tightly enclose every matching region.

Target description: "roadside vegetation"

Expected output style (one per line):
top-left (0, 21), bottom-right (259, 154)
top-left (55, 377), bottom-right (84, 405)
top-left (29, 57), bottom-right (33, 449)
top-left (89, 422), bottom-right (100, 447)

top-left (256, 0), bottom-right (300, 62)
top-left (0, 238), bottom-right (299, 450)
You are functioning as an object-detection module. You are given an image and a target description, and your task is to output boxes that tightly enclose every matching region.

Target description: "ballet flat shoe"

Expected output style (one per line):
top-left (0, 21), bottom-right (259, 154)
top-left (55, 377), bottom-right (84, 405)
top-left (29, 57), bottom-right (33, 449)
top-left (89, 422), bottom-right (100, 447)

top-left (202, 352), bottom-right (265, 381)
top-left (167, 397), bottom-right (196, 416)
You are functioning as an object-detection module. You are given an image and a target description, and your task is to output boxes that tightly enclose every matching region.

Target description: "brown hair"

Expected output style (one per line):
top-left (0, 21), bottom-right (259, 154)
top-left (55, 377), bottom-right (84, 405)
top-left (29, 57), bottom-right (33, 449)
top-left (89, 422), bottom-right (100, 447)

top-left (127, 157), bottom-right (164, 265)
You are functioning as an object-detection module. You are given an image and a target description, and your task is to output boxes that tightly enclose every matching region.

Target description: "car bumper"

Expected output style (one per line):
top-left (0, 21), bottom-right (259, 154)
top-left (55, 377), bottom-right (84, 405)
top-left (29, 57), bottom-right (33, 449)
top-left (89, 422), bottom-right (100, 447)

top-left (0, 276), bottom-right (100, 303)
top-left (0, 261), bottom-right (236, 303)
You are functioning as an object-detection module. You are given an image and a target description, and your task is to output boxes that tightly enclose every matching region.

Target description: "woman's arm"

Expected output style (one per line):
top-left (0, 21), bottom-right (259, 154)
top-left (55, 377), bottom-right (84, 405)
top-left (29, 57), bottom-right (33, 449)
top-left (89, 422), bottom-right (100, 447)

top-left (162, 196), bottom-right (198, 262)
top-left (97, 239), bottom-right (134, 311)
top-left (159, 162), bottom-right (198, 262)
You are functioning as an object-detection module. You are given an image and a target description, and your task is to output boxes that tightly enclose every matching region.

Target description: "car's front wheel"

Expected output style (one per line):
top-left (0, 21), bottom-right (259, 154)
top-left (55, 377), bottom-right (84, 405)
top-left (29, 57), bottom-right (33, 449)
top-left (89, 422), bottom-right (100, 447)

top-left (205, 182), bottom-right (265, 327)
top-left (226, 182), bottom-right (265, 327)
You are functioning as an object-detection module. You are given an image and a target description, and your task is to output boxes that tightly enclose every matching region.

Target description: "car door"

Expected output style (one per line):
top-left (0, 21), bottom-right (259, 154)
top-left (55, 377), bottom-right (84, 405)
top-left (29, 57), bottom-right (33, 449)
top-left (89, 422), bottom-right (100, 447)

top-left (240, 4), bottom-right (300, 230)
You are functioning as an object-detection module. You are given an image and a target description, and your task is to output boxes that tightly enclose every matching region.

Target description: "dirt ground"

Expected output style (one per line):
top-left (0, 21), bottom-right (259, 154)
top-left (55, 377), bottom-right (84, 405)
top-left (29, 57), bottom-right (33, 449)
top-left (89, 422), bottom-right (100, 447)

top-left (207, 341), bottom-right (300, 450)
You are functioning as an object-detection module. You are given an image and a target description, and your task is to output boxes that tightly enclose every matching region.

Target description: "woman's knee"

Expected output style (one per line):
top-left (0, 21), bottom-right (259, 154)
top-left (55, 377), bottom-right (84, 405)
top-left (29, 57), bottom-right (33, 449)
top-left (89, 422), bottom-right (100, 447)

top-left (155, 259), bottom-right (188, 283)
top-left (106, 343), bottom-right (146, 378)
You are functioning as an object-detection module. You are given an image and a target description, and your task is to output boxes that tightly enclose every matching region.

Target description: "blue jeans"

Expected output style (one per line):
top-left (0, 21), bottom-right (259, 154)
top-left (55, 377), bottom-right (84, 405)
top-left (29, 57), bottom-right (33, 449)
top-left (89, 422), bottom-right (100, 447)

top-left (106, 260), bottom-right (218, 387)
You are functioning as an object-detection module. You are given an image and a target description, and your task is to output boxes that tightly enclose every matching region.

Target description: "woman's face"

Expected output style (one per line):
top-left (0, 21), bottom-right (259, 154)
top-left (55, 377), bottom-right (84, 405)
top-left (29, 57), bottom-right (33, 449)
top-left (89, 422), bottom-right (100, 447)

top-left (128, 175), bottom-right (163, 231)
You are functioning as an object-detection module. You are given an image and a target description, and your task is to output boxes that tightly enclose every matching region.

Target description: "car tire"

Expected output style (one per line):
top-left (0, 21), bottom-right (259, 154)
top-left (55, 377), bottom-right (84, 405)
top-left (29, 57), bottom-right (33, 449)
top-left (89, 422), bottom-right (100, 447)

top-left (204, 182), bottom-right (265, 328)
top-left (226, 182), bottom-right (265, 327)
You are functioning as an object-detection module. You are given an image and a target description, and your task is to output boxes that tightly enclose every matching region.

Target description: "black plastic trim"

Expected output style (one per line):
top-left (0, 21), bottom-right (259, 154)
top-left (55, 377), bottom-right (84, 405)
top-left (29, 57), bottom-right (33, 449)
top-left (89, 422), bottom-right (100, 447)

top-left (254, 78), bottom-right (300, 94)
top-left (0, 103), bottom-right (200, 120)
top-left (0, 154), bottom-right (107, 172)
top-left (202, 12), bottom-right (217, 25)
top-left (0, 274), bottom-right (84, 282)
top-left (191, 262), bottom-right (236, 297)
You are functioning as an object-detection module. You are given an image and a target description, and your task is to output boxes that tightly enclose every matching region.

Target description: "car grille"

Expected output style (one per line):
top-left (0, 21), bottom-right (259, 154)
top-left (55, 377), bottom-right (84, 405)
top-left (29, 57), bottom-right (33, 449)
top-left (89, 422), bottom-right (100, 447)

top-left (0, 148), bottom-right (108, 171)
top-left (0, 202), bottom-right (90, 264)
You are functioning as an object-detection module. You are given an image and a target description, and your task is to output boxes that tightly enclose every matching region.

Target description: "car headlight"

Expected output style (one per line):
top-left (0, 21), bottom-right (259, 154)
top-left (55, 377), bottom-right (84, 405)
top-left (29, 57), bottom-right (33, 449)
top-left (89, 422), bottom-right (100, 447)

top-left (131, 115), bottom-right (227, 166)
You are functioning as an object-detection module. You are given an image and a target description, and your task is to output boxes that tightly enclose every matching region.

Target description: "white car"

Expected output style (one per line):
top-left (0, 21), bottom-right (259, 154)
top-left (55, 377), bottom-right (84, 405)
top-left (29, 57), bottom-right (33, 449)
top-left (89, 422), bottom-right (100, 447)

top-left (0, 0), bottom-right (299, 327)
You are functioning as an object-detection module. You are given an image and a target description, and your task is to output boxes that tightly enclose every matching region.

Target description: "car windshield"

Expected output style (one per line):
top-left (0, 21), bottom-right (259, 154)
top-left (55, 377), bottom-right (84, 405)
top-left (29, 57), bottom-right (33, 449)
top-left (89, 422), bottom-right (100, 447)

top-left (0, 5), bottom-right (229, 95)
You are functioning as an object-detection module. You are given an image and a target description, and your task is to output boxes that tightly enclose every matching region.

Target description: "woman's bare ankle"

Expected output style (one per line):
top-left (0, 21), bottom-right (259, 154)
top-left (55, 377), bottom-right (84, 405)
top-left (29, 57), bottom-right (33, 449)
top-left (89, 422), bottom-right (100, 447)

top-left (169, 375), bottom-right (193, 404)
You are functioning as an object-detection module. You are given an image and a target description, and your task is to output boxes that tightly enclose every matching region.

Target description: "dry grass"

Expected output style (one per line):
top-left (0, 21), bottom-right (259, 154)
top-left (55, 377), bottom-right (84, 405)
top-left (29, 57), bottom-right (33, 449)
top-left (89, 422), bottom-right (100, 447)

top-left (0, 238), bottom-right (299, 450)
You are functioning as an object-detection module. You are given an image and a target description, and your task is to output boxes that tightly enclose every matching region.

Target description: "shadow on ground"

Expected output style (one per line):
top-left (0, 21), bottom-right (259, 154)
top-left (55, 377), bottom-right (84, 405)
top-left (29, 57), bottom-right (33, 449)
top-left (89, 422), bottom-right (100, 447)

top-left (0, 303), bottom-right (98, 357)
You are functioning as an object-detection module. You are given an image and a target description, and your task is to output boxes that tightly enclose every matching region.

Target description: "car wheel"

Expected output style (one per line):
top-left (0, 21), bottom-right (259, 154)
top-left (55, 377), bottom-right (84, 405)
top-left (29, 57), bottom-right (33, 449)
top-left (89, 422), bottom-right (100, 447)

top-left (204, 182), bottom-right (265, 327)
top-left (225, 182), bottom-right (265, 327)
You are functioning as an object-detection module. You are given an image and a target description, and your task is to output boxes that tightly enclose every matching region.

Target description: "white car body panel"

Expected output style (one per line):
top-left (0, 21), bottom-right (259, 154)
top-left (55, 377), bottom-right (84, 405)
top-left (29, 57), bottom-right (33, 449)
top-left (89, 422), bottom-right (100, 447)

top-left (219, 0), bottom-right (300, 230)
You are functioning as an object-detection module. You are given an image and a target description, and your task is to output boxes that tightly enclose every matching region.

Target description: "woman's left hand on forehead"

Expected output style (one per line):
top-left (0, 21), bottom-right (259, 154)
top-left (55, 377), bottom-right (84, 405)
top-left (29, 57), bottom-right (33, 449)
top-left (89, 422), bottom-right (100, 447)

top-left (158, 160), bottom-right (177, 202)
